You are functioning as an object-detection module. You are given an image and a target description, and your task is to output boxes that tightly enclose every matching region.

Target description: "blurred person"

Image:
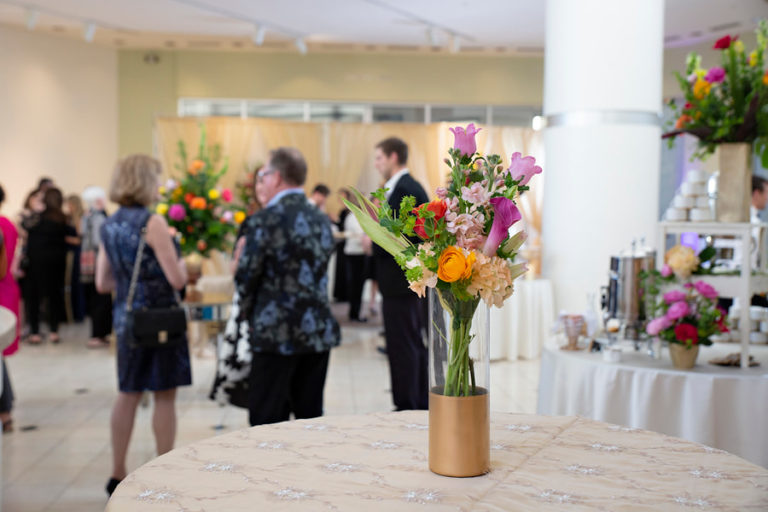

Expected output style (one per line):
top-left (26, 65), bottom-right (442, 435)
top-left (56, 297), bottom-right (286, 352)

top-left (97, 155), bottom-right (190, 496)
top-left (236, 148), bottom-right (340, 426)
top-left (65, 194), bottom-right (86, 322)
top-left (24, 188), bottom-right (77, 344)
top-left (308, 183), bottom-right (331, 214)
top-left (343, 193), bottom-right (368, 322)
top-left (80, 187), bottom-right (113, 348)
top-left (0, 184), bottom-right (20, 432)
top-left (332, 188), bottom-right (351, 303)
top-left (372, 137), bottom-right (429, 410)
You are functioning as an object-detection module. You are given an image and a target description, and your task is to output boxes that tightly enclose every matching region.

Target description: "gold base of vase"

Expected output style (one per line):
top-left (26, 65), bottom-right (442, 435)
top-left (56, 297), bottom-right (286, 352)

top-left (428, 388), bottom-right (490, 478)
top-left (669, 344), bottom-right (699, 370)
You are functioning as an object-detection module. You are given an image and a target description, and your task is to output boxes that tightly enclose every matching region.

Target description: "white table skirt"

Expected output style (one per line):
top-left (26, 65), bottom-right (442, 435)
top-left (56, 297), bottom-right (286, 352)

top-left (489, 278), bottom-right (553, 360)
top-left (537, 341), bottom-right (768, 468)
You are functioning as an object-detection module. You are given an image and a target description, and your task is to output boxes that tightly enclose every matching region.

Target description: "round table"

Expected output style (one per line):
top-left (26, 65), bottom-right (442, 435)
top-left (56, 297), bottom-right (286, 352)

top-left (537, 342), bottom-right (768, 468)
top-left (106, 411), bottom-right (767, 511)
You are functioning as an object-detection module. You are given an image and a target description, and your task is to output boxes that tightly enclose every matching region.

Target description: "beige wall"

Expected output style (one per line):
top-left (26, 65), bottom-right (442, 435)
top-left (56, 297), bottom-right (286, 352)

top-left (119, 30), bottom-right (757, 157)
top-left (0, 25), bottom-right (118, 218)
top-left (118, 51), bottom-right (545, 155)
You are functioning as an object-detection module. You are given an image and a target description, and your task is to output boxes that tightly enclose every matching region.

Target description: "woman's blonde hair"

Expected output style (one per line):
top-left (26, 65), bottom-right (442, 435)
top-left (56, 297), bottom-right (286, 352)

top-left (109, 154), bottom-right (161, 206)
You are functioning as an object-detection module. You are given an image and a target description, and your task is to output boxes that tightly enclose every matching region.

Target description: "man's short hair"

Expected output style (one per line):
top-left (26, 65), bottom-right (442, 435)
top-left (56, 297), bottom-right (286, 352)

top-left (753, 175), bottom-right (768, 194)
top-left (312, 184), bottom-right (330, 196)
top-left (376, 137), bottom-right (408, 166)
top-left (269, 147), bottom-right (307, 186)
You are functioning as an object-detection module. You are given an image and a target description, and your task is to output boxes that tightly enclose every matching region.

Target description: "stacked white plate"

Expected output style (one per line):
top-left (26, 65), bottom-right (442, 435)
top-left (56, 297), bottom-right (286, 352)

top-left (664, 169), bottom-right (712, 222)
top-left (728, 305), bottom-right (768, 344)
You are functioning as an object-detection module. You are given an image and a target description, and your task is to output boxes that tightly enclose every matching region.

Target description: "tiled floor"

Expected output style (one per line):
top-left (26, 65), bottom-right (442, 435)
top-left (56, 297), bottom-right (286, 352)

top-left (0, 311), bottom-right (540, 512)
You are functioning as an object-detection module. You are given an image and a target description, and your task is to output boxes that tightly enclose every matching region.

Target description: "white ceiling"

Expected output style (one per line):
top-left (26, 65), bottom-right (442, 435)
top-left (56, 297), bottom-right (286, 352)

top-left (0, 0), bottom-right (765, 53)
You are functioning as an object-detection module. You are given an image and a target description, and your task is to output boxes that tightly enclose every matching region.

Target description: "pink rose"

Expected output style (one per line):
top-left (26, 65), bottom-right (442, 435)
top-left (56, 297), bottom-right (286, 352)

top-left (168, 204), bottom-right (186, 222)
top-left (661, 264), bottom-right (672, 278)
top-left (693, 280), bottom-right (718, 300)
top-left (221, 188), bottom-right (233, 202)
top-left (704, 67), bottom-right (726, 83)
top-left (666, 301), bottom-right (690, 321)
top-left (647, 316), bottom-right (673, 336)
top-left (663, 290), bottom-right (687, 304)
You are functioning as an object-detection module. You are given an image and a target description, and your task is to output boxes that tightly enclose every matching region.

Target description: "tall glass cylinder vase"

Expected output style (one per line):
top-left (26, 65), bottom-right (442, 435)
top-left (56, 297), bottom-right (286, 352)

top-left (428, 288), bottom-right (490, 477)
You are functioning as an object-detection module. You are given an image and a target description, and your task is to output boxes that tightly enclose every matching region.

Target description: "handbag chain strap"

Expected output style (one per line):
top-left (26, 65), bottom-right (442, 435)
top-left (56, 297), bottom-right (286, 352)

top-left (125, 217), bottom-right (182, 313)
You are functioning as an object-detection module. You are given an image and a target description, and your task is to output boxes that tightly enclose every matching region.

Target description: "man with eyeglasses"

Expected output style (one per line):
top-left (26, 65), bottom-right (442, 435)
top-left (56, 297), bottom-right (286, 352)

top-left (235, 148), bottom-right (341, 426)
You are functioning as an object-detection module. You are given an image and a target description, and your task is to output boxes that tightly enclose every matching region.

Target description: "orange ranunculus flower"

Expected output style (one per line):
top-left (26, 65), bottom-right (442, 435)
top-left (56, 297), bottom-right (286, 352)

top-left (763, 70), bottom-right (768, 86)
top-left (189, 159), bottom-right (205, 172)
top-left (190, 197), bottom-right (207, 210)
top-left (675, 114), bottom-right (693, 130)
top-left (437, 246), bottom-right (476, 283)
top-left (184, 192), bottom-right (194, 204)
top-left (693, 78), bottom-right (711, 100)
top-left (197, 239), bottom-right (207, 252)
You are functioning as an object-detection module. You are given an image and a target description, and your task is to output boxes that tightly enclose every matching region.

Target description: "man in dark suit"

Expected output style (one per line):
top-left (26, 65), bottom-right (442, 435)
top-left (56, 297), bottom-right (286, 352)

top-left (235, 147), bottom-right (341, 426)
top-left (373, 137), bottom-right (429, 410)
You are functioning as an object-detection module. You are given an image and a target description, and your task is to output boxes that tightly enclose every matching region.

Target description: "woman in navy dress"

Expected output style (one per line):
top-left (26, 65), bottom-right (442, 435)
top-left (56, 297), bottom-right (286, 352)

top-left (96, 154), bottom-right (190, 496)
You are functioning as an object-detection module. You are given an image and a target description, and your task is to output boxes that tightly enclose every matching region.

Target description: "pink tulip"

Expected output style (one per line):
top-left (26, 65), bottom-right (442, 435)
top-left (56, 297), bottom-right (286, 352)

top-left (449, 123), bottom-right (481, 157)
top-left (507, 152), bottom-right (542, 186)
top-left (482, 197), bottom-right (521, 256)
top-left (168, 204), bottom-right (186, 221)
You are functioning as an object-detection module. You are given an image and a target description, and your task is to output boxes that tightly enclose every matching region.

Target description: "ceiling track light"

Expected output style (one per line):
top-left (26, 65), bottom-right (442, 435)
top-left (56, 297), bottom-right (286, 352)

top-left (83, 22), bottom-right (96, 42)
top-left (25, 8), bottom-right (38, 30)
top-left (252, 24), bottom-right (266, 46)
top-left (295, 37), bottom-right (307, 55)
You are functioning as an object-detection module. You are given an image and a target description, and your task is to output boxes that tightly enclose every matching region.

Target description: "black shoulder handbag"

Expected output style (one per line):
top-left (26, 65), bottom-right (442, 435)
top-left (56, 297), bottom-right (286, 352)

top-left (124, 223), bottom-right (187, 349)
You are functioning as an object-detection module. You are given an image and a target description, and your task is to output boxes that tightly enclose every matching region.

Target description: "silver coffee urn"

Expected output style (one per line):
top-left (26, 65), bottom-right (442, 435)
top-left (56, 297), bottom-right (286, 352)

top-left (601, 241), bottom-right (656, 344)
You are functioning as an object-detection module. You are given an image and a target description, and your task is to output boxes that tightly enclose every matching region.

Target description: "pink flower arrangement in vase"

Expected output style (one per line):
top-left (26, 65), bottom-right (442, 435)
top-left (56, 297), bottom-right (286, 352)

top-left (646, 280), bottom-right (728, 368)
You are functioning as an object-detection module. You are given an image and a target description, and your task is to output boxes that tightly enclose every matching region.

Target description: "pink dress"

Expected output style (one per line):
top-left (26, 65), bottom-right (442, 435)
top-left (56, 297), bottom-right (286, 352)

top-left (0, 216), bottom-right (20, 356)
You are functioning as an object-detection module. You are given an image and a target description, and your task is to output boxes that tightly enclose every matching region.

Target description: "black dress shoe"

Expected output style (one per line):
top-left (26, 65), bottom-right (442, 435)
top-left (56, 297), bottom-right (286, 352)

top-left (106, 477), bottom-right (122, 497)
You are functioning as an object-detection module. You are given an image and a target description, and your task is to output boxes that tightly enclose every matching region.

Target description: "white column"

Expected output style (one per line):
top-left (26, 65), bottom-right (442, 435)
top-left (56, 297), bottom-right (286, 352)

top-left (542, 0), bottom-right (664, 312)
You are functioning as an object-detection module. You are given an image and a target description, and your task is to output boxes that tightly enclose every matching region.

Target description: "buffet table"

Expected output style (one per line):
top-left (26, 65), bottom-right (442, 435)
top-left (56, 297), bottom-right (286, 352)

top-left (106, 411), bottom-right (768, 511)
top-left (538, 342), bottom-right (768, 468)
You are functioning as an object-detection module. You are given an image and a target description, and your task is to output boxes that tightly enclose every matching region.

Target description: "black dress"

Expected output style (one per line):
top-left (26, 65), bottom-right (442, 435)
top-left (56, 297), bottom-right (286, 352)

top-left (101, 207), bottom-right (191, 392)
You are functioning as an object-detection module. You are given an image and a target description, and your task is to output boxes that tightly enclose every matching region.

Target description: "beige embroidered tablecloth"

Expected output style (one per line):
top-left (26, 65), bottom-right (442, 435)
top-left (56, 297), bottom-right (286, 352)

top-left (106, 412), bottom-right (768, 511)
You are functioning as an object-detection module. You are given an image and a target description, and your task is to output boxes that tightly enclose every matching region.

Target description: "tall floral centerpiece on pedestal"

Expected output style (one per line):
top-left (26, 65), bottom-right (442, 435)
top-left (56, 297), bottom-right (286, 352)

top-left (663, 20), bottom-right (768, 222)
top-left (156, 128), bottom-right (246, 259)
top-left (345, 124), bottom-right (539, 477)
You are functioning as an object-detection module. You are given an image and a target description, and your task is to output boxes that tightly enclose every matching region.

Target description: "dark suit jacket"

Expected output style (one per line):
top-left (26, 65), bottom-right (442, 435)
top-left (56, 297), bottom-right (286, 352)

top-left (374, 172), bottom-right (429, 297)
top-left (235, 192), bottom-right (341, 355)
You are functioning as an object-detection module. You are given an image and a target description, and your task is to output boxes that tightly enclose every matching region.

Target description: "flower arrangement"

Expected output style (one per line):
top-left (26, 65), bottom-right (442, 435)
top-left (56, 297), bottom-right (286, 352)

top-left (236, 163), bottom-right (263, 215)
top-left (645, 280), bottom-right (728, 348)
top-left (155, 128), bottom-right (246, 256)
top-left (345, 124), bottom-right (539, 397)
top-left (663, 20), bottom-right (768, 166)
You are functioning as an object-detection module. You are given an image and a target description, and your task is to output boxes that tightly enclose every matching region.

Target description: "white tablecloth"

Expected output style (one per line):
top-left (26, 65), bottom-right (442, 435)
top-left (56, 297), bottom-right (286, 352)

top-left (490, 278), bottom-right (553, 360)
top-left (537, 341), bottom-right (768, 468)
top-left (106, 411), bottom-right (768, 511)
